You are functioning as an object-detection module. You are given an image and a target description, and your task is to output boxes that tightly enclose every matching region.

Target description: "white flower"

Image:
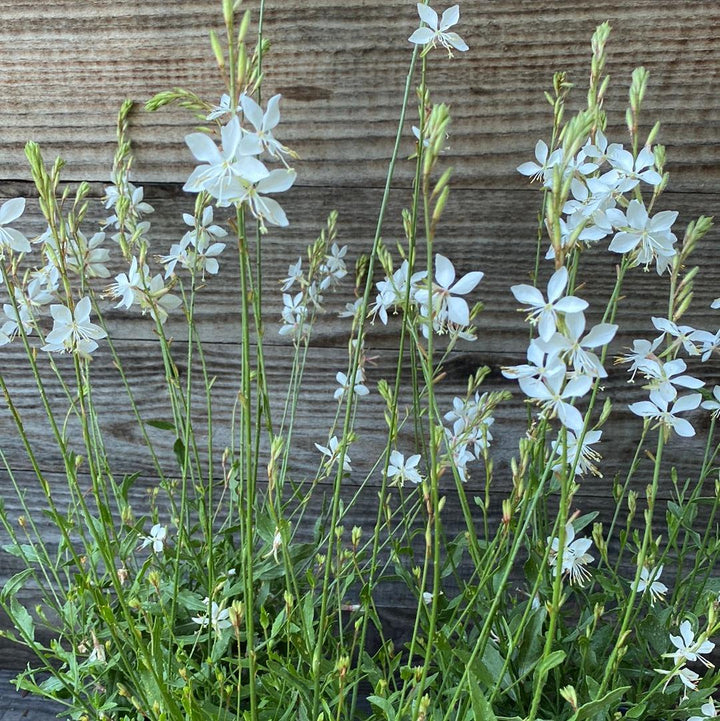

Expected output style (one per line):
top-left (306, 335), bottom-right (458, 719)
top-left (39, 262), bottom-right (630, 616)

top-left (694, 328), bottom-right (720, 363)
top-left (139, 524), bottom-right (167, 553)
top-left (103, 183), bottom-right (154, 230)
top-left (87, 631), bottom-right (106, 665)
top-left (387, 451), bottom-right (423, 486)
top-left (281, 257), bottom-right (303, 291)
top-left (639, 357), bottom-right (703, 402)
top-left (517, 140), bottom-right (564, 187)
top-left (519, 367), bottom-right (592, 434)
top-left (159, 241), bottom-right (190, 279)
top-left (319, 243), bottom-right (348, 289)
top-left (606, 199), bottom-right (678, 274)
top-left (264, 529), bottom-right (283, 563)
top-left (652, 316), bottom-right (706, 357)
top-left (192, 598), bottom-right (232, 633)
top-left (702, 386), bottom-right (720, 418)
top-left (548, 522), bottom-right (594, 586)
top-left (688, 700), bottom-right (718, 721)
top-left (108, 257), bottom-right (148, 310)
top-left (606, 145), bottom-right (663, 191)
top-left (551, 429), bottom-right (603, 477)
top-left (632, 565), bottom-right (667, 605)
top-left (511, 266), bottom-right (588, 342)
top-left (414, 253), bottom-right (483, 334)
top-left (73, 231), bottom-right (111, 278)
top-left (206, 93), bottom-right (240, 120)
top-left (183, 116), bottom-right (268, 205)
top-left (670, 620), bottom-right (715, 668)
top-left (501, 340), bottom-right (565, 382)
top-left (182, 206), bottom-right (228, 253)
top-left (240, 93), bottom-right (292, 162)
top-left (656, 664), bottom-right (700, 693)
top-left (616, 337), bottom-right (661, 381)
top-left (628, 391), bottom-right (702, 438)
top-left (540, 312), bottom-right (617, 378)
top-left (334, 369), bottom-right (369, 400)
top-left (227, 167), bottom-right (297, 228)
top-left (41, 296), bottom-right (106, 355)
top-left (443, 427), bottom-right (475, 482)
top-left (0, 197), bottom-right (30, 254)
top-left (279, 291), bottom-right (307, 337)
top-left (371, 260), bottom-right (426, 325)
top-left (315, 436), bottom-right (352, 473)
top-left (408, 3), bottom-right (468, 56)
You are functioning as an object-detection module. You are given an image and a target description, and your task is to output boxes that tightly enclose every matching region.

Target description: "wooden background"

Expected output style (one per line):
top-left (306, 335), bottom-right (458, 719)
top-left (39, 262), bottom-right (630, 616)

top-left (0, 0), bottom-right (719, 672)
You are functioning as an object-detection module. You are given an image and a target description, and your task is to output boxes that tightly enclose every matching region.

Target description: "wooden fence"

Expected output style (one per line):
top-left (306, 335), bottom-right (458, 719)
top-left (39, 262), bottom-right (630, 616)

top-left (0, 0), bottom-right (719, 667)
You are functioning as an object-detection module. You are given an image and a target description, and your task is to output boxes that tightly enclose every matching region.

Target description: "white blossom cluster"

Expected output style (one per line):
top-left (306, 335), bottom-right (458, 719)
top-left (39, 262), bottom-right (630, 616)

top-left (278, 241), bottom-right (350, 340)
top-left (159, 207), bottom-right (227, 280)
top-left (617, 315), bottom-right (720, 438)
top-left (183, 93), bottom-right (296, 230)
top-left (0, 197), bottom-right (109, 355)
top-left (441, 391), bottom-right (496, 483)
top-left (370, 254), bottom-right (483, 340)
top-left (518, 131), bottom-right (678, 273)
top-left (503, 265), bottom-right (617, 437)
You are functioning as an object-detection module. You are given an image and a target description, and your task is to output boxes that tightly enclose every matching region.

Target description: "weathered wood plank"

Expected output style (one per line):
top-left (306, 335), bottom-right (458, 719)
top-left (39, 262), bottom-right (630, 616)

top-left (1, 2), bottom-right (719, 191)
top-left (0, 184), bottom-right (716, 353)
top-left (0, 336), bottom-right (715, 493)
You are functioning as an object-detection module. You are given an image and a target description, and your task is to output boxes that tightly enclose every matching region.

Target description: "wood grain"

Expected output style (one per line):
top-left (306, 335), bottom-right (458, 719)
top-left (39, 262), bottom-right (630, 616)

top-left (0, 2), bottom-right (719, 190)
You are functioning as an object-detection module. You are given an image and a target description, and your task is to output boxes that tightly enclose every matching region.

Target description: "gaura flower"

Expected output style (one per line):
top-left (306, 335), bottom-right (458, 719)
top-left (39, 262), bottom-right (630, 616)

top-left (688, 700), bottom-right (718, 721)
top-left (139, 524), bottom-right (167, 554)
top-left (414, 253), bottom-right (483, 335)
top-left (511, 266), bottom-right (588, 343)
top-left (408, 3), bottom-right (468, 56)
top-left (387, 450), bottom-right (423, 486)
top-left (0, 197), bottom-right (31, 254)
top-left (670, 620), bottom-right (715, 668)
top-left (41, 296), bottom-right (106, 356)
top-left (315, 435), bottom-right (352, 473)
top-left (548, 522), bottom-right (594, 586)
top-left (192, 598), bottom-right (232, 633)
top-left (632, 564), bottom-right (668, 605)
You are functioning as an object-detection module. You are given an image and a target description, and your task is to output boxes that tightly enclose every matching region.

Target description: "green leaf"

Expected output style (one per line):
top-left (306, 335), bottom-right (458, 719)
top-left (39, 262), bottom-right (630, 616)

top-left (120, 472), bottom-right (140, 502)
top-left (147, 419), bottom-right (176, 431)
top-left (2, 543), bottom-right (41, 563)
top-left (301, 593), bottom-right (315, 648)
top-left (10, 598), bottom-right (34, 642)
top-left (572, 512), bottom-right (599, 534)
top-left (173, 438), bottom-right (187, 469)
top-left (468, 672), bottom-right (497, 721)
top-left (569, 686), bottom-right (630, 721)
top-left (624, 702), bottom-right (647, 719)
top-left (517, 607), bottom-right (547, 676)
top-left (367, 695), bottom-right (396, 721)
top-left (533, 649), bottom-right (566, 684)
top-left (1, 569), bottom-right (33, 602)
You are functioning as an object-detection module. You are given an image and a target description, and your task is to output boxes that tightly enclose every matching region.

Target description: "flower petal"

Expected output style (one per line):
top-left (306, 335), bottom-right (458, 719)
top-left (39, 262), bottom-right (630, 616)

top-left (439, 4), bottom-right (459, 29)
top-left (185, 133), bottom-right (220, 164)
top-left (434, 253), bottom-right (456, 289)
top-left (451, 270), bottom-right (484, 295)
top-left (417, 3), bottom-right (438, 29)
top-left (0, 197), bottom-right (25, 226)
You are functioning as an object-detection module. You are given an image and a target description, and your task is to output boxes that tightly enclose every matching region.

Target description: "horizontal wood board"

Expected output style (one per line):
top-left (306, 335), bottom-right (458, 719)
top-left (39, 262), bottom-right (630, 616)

top-left (0, 2), bottom-right (718, 190)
